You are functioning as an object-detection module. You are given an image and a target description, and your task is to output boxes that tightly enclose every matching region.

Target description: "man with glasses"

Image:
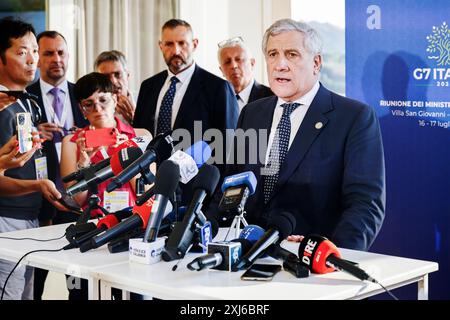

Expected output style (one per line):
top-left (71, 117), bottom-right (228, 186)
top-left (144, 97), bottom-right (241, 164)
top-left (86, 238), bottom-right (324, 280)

top-left (134, 19), bottom-right (238, 205)
top-left (26, 30), bottom-right (88, 300)
top-left (94, 50), bottom-right (135, 125)
top-left (218, 36), bottom-right (273, 113)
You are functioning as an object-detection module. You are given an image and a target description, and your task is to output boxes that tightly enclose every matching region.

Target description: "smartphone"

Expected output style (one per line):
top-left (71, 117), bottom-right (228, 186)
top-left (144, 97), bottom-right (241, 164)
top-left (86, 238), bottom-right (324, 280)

top-left (0, 90), bottom-right (38, 101)
top-left (241, 264), bottom-right (282, 281)
top-left (16, 112), bottom-right (33, 153)
top-left (84, 127), bottom-right (116, 148)
top-left (58, 193), bottom-right (83, 214)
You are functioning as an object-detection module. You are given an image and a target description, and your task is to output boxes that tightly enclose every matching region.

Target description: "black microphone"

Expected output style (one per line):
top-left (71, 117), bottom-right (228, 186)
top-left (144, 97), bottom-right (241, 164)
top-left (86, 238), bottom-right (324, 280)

top-left (161, 164), bottom-right (220, 261)
top-left (143, 160), bottom-right (181, 242)
top-left (106, 132), bottom-right (173, 192)
top-left (266, 244), bottom-right (310, 278)
top-left (62, 158), bottom-right (110, 183)
top-left (63, 208), bottom-right (132, 250)
top-left (297, 234), bottom-right (377, 283)
top-left (231, 211), bottom-right (296, 271)
top-left (66, 147), bottom-right (143, 196)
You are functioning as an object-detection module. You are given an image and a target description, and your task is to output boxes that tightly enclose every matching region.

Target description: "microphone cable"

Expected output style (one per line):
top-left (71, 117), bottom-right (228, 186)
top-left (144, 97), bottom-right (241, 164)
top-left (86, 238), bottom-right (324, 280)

top-left (0, 247), bottom-right (65, 300)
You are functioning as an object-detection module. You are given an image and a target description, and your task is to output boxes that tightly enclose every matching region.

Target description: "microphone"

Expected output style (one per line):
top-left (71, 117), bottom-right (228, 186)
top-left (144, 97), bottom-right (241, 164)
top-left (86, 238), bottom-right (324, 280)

top-left (62, 136), bottom-right (152, 184)
top-left (66, 147), bottom-right (144, 196)
top-left (231, 211), bottom-right (296, 271)
top-left (161, 164), bottom-right (221, 261)
top-left (143, 160), bottom-right (181, 242)
top-left (266, 244), bottom-right (310, 278)
top-left (63, 207), bottom-right (133, 250)
top-left (297, 235), bottom-right (377, 283)
top-left (187, 224), bottom-right (265, 271)
top-left (135, 141), bottom-right (212, 206)
top-left (79, 194), bottom-right (173, 253)
top-left (106, 132), bottom-right (173, 192)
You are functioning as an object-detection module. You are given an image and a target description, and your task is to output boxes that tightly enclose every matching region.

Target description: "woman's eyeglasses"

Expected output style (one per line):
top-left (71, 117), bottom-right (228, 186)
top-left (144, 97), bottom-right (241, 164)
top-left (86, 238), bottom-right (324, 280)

top-left (80, 94), bottom-right (113, 113)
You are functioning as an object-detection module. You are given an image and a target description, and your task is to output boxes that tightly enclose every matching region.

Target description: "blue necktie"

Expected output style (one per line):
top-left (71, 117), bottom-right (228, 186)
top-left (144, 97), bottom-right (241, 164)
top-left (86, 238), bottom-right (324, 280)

top-left (156, 76), bottom-right (179, 135)
top-left (263, 102), bottom-right (301, 204)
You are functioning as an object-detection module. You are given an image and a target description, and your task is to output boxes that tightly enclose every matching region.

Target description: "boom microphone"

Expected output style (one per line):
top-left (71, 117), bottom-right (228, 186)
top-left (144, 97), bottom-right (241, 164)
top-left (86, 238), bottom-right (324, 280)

top-left (161, 164), bottom-right (221, 261)
top-left (297, 235), bottom-right (377, 282)
top-left (66, 147), bottom-right (143, 196)
top-left (231, 212), bottom-right (296, 271)
top-left (106, 132), bottom-right (173, 192)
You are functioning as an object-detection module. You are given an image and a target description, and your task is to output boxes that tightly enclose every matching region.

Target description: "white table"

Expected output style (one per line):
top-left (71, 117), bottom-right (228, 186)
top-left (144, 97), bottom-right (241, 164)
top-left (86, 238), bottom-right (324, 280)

top-left (0, 224), bottom-right (439, 300)
top-left (92, 240), bottom-right (438, 300)
top-left (0, 222), bottom-right (128, 299)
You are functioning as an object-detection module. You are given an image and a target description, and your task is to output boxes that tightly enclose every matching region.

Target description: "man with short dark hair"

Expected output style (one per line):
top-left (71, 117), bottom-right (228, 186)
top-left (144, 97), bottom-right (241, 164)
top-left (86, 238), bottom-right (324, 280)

top-left (134, 19), bottom-right (239, 205)
top-left (218, 37), bottom-right (273, 112)
top-left (26, 30), bottom-right (88, 300)
top-left (94, 50), bottom-right (135, 124)
top-left (0, 17), bottom-right (65, 300)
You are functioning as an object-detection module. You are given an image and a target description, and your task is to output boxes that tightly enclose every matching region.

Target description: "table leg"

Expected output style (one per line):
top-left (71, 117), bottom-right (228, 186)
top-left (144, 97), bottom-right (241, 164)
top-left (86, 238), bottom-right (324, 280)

top-left (418, 275), bottom-right (428, 300)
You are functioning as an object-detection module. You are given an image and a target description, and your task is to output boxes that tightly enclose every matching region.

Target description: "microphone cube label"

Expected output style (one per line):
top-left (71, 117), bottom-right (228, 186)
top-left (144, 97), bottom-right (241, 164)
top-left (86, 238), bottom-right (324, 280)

top-left (208, 242), bottom-right (241, 271)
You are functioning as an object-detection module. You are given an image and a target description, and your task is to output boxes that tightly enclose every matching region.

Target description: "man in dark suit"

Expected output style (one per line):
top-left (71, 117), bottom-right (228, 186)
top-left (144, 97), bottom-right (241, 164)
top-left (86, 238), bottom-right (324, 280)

top-left (218, 36), bottom-right (273, 112)
top-left (26, 30), bottom-right (88, 300)
top-left (210, 19), bottom-right (385, 252)
top-left (133, 19), bottom-right (239, 205)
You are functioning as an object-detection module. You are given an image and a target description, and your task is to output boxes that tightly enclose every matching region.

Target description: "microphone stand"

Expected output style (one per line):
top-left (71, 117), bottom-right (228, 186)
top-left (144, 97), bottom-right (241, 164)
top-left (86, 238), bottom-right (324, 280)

top-left (225, 208), bottom-right (248, 241)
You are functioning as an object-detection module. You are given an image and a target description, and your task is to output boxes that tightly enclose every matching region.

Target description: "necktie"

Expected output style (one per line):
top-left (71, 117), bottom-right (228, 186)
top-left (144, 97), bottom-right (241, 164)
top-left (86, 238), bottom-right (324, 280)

top-left (49, 87), bottom-right (64, 143)
top-left (236, 94), bottom-right (241, 101)
top-left (263, 102), bottom-right (301, 204)
top-left (156, 76), bottom-right (179, 135)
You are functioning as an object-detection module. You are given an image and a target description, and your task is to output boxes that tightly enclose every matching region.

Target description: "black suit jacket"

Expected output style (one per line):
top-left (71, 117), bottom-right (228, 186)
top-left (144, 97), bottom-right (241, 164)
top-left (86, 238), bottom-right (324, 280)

top-left (27, 80), bottom-right (88, 220)
top-left (134, 65), bottom-right (239, 205)
top-left (208, 84), bottom-right (385, 251)
top-left (248, 81), bottom-right (273, 103)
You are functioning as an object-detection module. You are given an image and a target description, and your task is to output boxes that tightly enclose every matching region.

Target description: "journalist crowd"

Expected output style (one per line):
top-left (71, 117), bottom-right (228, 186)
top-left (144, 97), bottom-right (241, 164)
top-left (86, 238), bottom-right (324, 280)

top-left (0, 16), bottom-right (385, 300)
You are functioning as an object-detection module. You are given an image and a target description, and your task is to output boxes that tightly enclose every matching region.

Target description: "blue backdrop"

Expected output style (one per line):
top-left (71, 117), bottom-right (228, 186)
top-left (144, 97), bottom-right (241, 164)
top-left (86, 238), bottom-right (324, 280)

top-left (346, 0), bottom-right (450, 299)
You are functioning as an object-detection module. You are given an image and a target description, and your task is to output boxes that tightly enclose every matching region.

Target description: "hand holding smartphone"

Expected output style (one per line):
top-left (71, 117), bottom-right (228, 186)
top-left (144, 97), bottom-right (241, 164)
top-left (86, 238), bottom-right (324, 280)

top-left (241, 264), bottom-right (282, 281)
top-left (84, 127), bottom-right (117, 148)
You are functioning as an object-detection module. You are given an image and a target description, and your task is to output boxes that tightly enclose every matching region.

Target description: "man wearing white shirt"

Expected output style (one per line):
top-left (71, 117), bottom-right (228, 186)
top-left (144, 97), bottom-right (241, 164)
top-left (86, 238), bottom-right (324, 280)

top-left (217, 37), bottom-right (273, 113)
top-left (26, 31), bottom-right (88, 300)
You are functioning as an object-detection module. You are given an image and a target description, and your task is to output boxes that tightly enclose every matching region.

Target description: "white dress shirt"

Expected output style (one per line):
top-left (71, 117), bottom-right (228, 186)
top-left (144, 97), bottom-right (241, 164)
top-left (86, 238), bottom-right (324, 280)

top-left (265, 81), bottom-right (320, 165)
top-left (154, 63), bottom-right (196, 132)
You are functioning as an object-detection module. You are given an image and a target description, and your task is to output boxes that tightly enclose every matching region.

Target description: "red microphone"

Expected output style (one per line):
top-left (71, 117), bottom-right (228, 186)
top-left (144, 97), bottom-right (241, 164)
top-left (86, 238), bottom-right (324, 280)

top-left (298, 235), bottom-right (377, 282)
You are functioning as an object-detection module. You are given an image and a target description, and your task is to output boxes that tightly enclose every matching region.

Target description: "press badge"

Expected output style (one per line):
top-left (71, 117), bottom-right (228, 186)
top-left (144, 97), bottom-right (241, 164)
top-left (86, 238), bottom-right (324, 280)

top-left (35, 156), bottom-right (48, 180)
top-left (103, 191), bottom-right (129, 212)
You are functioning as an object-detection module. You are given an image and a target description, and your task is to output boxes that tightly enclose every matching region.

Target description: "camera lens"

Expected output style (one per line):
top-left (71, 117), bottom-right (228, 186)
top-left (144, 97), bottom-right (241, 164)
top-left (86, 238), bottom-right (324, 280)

top-left (18, 114), bottom-right (25, 125)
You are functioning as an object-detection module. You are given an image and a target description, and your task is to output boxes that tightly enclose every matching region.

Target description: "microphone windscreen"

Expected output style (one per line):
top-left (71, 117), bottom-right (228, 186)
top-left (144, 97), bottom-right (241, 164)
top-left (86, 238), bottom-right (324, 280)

top-left (153, 160), bottom-right (180, 197)
top-left (239, 225), bottom-right (265, 242)
top-left (192, 164), bottom-right (220, 195)
top-left (185, 140), bottom-right (212, 167)
top-left (96, 214), bottom-right (119, 229)
top-left (268, 211), bottom-right (296, 240)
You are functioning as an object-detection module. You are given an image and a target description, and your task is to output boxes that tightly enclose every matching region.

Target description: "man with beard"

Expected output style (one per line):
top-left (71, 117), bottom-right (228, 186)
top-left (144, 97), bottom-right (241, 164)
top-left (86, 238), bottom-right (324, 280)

top-left (133, 19), bottom-right (238, 205)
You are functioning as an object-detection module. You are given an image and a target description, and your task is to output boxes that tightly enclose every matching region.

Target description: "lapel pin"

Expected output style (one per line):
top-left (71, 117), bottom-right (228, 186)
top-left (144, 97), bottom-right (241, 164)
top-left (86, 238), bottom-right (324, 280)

top-left (315, 122), bottom-right (323, 130)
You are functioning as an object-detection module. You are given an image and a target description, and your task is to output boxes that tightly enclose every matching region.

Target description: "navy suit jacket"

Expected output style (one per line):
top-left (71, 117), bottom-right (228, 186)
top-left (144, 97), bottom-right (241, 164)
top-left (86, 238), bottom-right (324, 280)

top-left (248, 81), bottom-right (273, 103)
top-left (27, 80), bottom-right (88, 220)
top-left (210, 84), bottom-right (385, 251)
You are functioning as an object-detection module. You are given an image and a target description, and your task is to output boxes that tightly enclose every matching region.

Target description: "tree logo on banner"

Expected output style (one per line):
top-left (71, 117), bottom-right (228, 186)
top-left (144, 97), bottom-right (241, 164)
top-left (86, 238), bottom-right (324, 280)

top-left (426, 21), bottom-right (450, 66)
